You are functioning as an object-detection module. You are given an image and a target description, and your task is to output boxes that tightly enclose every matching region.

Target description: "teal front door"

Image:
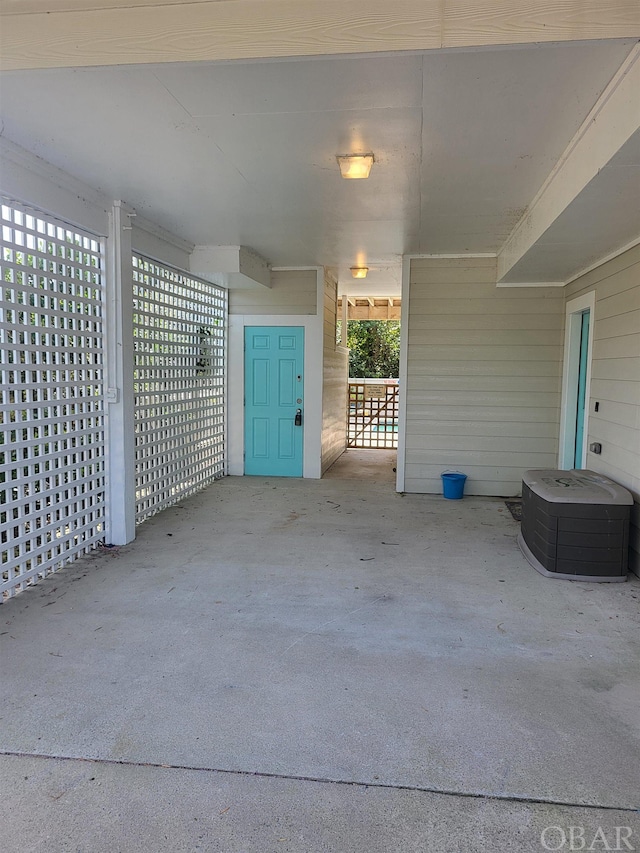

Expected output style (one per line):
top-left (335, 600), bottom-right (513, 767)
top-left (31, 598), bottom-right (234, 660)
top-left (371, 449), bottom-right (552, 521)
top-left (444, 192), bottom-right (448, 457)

top-left (573, 310), bottom-right (591, 468)
top-left (244, 326), bottom-right (304, 476)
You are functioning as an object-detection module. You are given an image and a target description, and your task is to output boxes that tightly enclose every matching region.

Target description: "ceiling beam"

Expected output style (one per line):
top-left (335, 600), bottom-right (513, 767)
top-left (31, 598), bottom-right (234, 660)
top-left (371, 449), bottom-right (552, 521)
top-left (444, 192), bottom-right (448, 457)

top-left (497, 43), bottom-right (640, 283)
top-left (190, 245), bottom-right (271, 289)
top-left (1, 0), bottom-right (639, 71)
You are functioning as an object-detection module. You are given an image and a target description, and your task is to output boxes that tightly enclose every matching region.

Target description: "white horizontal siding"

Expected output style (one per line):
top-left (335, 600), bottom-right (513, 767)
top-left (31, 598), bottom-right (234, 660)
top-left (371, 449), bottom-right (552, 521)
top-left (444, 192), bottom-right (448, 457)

top-left (409, 297), bottom-right (563, 315)
top-left (408, 360), bottom-right (561, 378)
top-left (408, 328), bottom-right (561, 347)
top-left (589, 378), bottom-right (640, 406)
top-left (596, 310), bottom-right (640, 339)
top-left (591, 356), bottom-right (640, 381)
top-left (404, 257), bottom-right (563, 497)
top-left (406, 434), bottom-right (557, 453)
top-left (407, 405), bottom-right (559, 423)
top-left (408, 390), bottom-right (559, 407)
top-left (405, 468), bottom-right (536, 497)
top-left (597, 283), bottom-right (640, 318)
top-left (229, 269), bottom-right (317, 315)
top-left (410, 266), bottom-right (498, 285)
top-left (565, 244), bottom-right (640, 577)
top-left (407, 420), bottom-right (559, 438)
top-left (405, 374), bottom-right (559, 392)
top-left (321, 270), bottom-right (348, 473)
top-left (409, 313), bottom-right (564, 331)
top-left (593, 335), bottom-right (640, 361)
top-left (407, 344), bottom-right (562, 362)
top-left (568, 252), bottom-right (638, 297)
top-left (406, 449), bottom-right (557, 468)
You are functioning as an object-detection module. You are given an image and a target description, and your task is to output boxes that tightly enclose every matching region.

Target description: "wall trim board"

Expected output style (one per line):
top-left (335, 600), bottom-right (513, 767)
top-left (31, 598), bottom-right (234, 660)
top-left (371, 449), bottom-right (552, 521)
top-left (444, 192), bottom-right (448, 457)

top-left (395, 255), bottom-right (412, 494)
top-left (132, 214), bottom-right (194, 257)
top-left (228, 310), bottom-right (324, 479)
top-left (558, 291), bottom-right (596, 470)
top-left (496, 281), bottom-right (565, 288)
top-left (405, 253), bottom-right (497, 260)
top-left (131, 216), bottom-right (194, 271)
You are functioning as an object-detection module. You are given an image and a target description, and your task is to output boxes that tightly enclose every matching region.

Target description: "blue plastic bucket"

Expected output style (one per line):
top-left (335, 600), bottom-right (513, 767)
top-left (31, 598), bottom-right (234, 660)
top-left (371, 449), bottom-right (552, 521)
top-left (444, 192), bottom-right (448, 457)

top-left (441, 472), bottom-right (467, 500)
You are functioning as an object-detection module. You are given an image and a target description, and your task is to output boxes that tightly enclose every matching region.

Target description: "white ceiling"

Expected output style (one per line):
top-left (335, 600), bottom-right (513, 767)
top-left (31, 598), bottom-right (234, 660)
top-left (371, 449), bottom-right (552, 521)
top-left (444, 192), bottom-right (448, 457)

top-left (0, 39), bottom-right (638, 295)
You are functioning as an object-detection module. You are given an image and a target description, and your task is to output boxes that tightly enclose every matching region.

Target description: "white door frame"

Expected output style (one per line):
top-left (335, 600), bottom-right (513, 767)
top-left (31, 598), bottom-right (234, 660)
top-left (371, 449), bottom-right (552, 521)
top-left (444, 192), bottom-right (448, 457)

top-left (558, 291), bottom-right (595, 470)
top-left (228, 312), bottom-right (323, 478)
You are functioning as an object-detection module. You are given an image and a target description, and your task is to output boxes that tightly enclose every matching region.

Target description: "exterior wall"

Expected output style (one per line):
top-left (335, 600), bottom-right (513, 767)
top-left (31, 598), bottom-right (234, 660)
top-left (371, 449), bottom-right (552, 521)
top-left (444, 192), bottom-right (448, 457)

top-left (564, 245), bottom-right (640, 577)
top-left (321, 270), bottom-right (348, 473)
top-left (403, 257), bottom-right (564, 496)
top-left (229, 269), bottom-right (317, 315)
top-left (227, 269), bottom-right (324, 478)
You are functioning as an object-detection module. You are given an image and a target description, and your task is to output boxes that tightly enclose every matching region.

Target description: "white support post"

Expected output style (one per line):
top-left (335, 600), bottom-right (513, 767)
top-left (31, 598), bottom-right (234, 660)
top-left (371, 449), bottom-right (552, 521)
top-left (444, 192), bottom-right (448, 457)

top-left (105, 201), bottom-right (136, 545)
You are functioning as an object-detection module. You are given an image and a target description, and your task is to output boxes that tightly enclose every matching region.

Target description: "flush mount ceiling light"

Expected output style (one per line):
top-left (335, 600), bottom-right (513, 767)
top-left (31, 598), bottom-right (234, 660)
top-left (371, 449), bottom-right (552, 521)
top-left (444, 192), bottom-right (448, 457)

top-left (337, 154), bottom-right (374, 179)
top-left (350, 267), bottom-right (369, 279)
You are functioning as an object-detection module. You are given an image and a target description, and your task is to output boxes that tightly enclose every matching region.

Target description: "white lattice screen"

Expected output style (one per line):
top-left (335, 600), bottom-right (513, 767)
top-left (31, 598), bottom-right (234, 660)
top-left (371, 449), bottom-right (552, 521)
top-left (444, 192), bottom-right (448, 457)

top-left (1, 201), bottom-right (106, 599)
top-left (133, 255), bottom-right (226, 523)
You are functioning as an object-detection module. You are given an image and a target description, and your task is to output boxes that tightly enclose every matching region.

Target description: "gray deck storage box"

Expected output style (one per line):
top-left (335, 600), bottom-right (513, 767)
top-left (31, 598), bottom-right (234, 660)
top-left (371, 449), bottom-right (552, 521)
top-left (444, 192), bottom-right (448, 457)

top-left (518, 469), bottom-right (632, 582)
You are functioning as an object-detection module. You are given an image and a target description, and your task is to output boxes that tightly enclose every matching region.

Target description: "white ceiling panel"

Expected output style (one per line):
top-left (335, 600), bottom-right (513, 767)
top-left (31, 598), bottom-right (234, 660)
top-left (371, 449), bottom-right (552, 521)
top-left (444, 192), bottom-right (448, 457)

top-left (418, 42), bottom-right (638, 259)
top-left (0, 40), bottom-right (637, 294)
top-left (152, 54), bottom-right (425, 117)
top-left (193, 108), bottom-right (422, 219)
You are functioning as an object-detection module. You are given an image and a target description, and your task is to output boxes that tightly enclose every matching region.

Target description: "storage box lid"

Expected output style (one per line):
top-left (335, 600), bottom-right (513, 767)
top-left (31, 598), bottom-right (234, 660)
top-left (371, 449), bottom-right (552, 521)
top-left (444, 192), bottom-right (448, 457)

top-left (522, 469), bottom-right (634, 505)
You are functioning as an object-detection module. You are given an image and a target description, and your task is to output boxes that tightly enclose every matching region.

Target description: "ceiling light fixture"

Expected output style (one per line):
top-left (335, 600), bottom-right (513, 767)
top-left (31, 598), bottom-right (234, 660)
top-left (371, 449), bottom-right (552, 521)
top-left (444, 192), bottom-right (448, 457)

top-left (350, 267), bottom-right (369, 279)
top-left (337, 154), bottom-right (374, 179)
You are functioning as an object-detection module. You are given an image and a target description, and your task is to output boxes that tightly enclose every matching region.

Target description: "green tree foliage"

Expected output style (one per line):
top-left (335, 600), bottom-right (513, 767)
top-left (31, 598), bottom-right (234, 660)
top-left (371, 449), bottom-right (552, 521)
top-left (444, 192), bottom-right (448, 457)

top-left (347, 320), bottom-right (400, 378)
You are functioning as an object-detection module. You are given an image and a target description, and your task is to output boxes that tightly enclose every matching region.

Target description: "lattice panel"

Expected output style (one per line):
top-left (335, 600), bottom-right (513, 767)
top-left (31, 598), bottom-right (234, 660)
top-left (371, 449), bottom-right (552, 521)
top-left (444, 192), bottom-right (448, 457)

top-left (348, 382), bottom-right (399, 449)
top-left (133, 255), bottom-right (226, 523)
top-left (1, 201), bottom-right (106, 600)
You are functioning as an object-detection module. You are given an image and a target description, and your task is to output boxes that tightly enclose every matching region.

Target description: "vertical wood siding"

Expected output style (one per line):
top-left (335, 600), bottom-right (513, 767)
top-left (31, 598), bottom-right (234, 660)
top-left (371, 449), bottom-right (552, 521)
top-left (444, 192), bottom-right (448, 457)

top-left (564, 245), bottom-right (640, 577)
top-left (321, 270), bottom-right (348, 473)
top-left (404, 257), bottom-right (564, 496)
top-left (229, 269), bottom-right (317, 315)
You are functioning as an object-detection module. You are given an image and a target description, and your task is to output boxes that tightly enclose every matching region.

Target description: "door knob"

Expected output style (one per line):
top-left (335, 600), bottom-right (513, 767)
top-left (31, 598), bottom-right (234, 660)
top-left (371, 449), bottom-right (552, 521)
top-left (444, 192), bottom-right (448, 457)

top-left (295, 409), bottom-right (302, 426)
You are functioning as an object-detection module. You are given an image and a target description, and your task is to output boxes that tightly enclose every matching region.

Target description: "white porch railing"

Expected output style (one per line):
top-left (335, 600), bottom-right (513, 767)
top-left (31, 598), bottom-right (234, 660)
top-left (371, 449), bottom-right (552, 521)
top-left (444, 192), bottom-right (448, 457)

top-left (347, 380), bottom-right (399, 449)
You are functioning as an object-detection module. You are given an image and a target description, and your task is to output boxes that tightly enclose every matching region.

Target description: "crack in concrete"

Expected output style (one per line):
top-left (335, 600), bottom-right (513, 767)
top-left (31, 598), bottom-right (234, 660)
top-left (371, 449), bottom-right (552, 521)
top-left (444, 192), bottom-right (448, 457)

top-left (1, 750), bottom-right (638, 814)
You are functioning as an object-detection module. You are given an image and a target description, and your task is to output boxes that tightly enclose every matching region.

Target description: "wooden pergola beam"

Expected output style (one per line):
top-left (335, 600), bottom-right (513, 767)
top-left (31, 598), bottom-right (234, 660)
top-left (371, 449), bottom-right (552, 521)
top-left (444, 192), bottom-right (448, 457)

top-left (338, 297), bottom-right (402, 321)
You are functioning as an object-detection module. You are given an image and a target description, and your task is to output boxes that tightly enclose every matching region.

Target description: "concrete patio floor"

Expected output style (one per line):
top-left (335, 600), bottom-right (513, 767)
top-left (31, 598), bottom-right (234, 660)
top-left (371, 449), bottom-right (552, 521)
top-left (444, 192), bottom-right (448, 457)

top-left (1, 473), bottom-right (639, 852)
